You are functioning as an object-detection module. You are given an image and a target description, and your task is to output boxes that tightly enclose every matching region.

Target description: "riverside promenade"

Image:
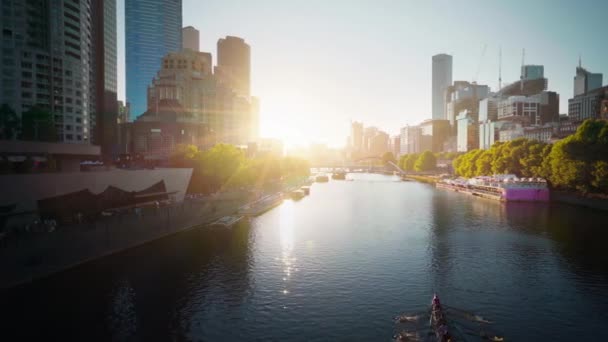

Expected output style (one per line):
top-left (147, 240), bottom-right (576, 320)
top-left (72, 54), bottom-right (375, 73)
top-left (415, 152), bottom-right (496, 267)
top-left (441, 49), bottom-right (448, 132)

top-left (0, 195), bottom-right (248, 290)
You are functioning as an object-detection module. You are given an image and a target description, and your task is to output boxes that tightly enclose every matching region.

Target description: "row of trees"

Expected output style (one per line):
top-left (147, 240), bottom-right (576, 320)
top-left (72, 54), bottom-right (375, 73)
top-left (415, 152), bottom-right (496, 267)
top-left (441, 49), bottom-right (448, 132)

top-left (397, 151), bottom-right (438, 172)
top-left (170, 143), bottom-right (311, 193)
top-left (452, 119), bottom-right (608, 193)
top-left (0, 104), bottom-right (57, 141)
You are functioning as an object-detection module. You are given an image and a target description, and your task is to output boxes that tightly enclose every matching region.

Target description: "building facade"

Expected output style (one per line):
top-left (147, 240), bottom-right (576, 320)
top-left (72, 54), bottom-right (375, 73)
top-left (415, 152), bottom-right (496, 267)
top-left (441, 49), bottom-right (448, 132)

top-left (126, 0), bottom-right (182, 118)
top-left (0, 0), bottom-right (95, 144)
top-left (456, 111), bottom-right (478, 152)
top-left (182, 26), bottom-right (200, 51)
top-left (568, 86), bottom-right (608, 122)
top-left (574, 65), bottom-right (602, 96)
top-left (399, 125), bottom-right (421, 155)
top-left (521, 65), bottom-right (544, 81)
top-left (432, 54), bottom-right (452, 120)
top-left (216, 36), bottom-right (251, 98)
top-left (91, 0), bottom-right (118, 157)
top-left (419, 119), bottom-right (450, 153)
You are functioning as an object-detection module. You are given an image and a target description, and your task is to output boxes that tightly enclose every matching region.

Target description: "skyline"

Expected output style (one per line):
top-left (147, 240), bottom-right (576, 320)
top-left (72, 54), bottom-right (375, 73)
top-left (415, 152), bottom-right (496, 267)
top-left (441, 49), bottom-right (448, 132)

top-left (116, 0), bottom-right (608, 147)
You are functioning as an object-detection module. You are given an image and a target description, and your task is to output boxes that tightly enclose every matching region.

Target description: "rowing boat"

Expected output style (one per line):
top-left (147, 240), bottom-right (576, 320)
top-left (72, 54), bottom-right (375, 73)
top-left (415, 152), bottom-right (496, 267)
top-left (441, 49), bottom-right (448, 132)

top-left (430, 294), bottom-right (452, 342)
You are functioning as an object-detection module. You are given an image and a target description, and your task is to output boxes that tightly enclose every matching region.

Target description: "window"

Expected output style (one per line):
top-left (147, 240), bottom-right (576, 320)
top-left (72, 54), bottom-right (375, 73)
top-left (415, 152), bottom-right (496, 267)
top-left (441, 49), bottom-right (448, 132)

top-left (66, 125), bottom-right (72, 130)
top-left (66, 134), bottom-right (73, 140)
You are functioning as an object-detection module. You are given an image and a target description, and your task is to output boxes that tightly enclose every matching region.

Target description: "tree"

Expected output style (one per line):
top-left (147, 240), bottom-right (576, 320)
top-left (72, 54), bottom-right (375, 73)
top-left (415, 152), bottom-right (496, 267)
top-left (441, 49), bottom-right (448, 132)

top-left (21, 106), bottom-right (57, 142)
top-left (414, 150), bottom-right (436, 172)
top-left (381, 151), bottom-right (396, 165)
top-left (0, 104), bottom-right (20, 140)
top-left (404, 154), bottom-right (418, 171)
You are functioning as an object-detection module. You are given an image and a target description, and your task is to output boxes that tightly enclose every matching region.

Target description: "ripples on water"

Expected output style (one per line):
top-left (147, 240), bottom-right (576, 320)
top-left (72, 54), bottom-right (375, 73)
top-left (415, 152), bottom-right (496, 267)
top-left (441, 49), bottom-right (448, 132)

top-left (2, 173), bottom-right (608, 341)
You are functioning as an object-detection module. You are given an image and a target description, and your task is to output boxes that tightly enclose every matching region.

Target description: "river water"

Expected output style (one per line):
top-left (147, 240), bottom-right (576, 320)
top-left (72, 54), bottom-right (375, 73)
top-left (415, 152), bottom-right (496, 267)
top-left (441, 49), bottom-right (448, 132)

top-left (3, 173), bottom-right (608, 341)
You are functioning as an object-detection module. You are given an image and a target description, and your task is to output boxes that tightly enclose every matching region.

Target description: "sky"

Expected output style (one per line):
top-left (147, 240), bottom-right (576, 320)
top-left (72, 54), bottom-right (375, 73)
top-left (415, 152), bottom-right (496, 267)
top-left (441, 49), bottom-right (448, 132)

top-left (117, 0), bottom-right (608, 148)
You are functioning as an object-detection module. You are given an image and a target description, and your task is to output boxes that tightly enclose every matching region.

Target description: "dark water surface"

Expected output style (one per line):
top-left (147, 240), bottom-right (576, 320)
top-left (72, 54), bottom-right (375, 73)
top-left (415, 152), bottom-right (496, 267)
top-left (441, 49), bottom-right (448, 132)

top-left (3, 173), bottom-right (608, 341)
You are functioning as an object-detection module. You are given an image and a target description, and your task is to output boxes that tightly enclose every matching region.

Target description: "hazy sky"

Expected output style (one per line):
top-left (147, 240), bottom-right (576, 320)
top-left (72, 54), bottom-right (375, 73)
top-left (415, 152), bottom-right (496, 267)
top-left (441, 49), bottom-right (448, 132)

top-left (117, 0), bottom-right (608, 147)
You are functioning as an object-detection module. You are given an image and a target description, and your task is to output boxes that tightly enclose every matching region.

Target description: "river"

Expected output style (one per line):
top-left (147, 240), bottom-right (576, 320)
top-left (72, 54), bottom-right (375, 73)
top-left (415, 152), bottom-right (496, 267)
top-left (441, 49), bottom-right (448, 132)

top-left (3, 173), bottom-right (608, 341)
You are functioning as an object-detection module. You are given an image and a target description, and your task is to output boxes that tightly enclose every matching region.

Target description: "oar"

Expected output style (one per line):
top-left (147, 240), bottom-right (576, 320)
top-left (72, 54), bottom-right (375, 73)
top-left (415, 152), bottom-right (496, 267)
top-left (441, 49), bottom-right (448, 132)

top-left (443, 305), bottom-right (493, 324)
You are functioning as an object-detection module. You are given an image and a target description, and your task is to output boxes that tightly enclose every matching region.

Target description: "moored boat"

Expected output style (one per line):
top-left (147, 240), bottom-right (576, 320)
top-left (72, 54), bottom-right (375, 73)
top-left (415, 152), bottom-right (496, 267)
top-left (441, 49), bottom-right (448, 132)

top-left (290, 190), bottom-right (305, 200)
top-left (437, 174), bottom-right (549, 202)
top-left (209, 215), bottom-right (243, 229)
top-left (239, 193), bottom-right (283, 216)
top-left (300, 186), bottom-right (310, 195)
top-left (331, 171), bottom-right (346, 180)
top-left (315, 174), bottom-right (329, 182)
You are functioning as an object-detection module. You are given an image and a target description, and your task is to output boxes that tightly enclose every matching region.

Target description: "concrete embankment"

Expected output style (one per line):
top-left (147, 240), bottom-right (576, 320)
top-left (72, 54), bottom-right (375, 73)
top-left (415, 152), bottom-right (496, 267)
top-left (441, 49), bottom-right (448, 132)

top-left (0, 197), bottom-right (245, 290)
top-left (552, 191), bottom-right (608, 211)
top-left (404, 175), bottom-right (438, 184)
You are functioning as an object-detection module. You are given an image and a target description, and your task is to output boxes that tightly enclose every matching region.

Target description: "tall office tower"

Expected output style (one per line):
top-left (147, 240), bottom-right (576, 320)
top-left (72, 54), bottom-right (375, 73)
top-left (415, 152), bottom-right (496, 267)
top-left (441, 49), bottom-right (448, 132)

top-left (350, 121), bottom-right (363, 151)
top-left (432, 54), bottom-right (453, 120)
top-left (91, 0), bottom-right (118, 156)
top-left (521, 65), bottom-right (544, 81)
top-left (0, 0), bottom-right (93, 143)
top-left (126, 0), bottom-right (182, 118)
top-left (574, 63), bottom-right (603, 96)
top-left (182, 26), bottom-right (200, 51)
top-left (216, 36), bottom-right (251, 98)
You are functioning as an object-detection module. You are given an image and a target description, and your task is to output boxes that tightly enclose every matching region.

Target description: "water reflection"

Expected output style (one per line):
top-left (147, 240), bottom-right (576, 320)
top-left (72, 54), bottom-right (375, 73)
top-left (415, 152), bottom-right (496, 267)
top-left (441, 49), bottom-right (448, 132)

top-left (280, 201), bottom-right (296, 294)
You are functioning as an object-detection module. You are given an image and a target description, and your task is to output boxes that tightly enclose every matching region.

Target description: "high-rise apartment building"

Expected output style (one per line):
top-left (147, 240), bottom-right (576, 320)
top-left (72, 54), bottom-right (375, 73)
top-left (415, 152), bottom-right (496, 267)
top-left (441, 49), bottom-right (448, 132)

top-left (126, 0), bottom-right (182, 118)
top-left (182, 26), bottom-right (200, 51)
top-left (350, 121), bottom-right (363, 151)
top-left (217, 36), bottom-right (251, 98)
top-left (432, 54), bottom-right (453, 120)
top-left (0, 0), bottom-right (94, 143)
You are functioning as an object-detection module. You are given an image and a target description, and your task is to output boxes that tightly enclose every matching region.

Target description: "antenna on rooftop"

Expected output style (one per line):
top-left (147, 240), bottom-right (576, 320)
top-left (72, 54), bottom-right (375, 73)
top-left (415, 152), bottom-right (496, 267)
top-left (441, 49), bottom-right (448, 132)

top-left (578, 54), bottom-right (582, 68)
top-left (520, 48), bottom-right (525, 92)
top-left (498, 46), bottom-right (502, 90)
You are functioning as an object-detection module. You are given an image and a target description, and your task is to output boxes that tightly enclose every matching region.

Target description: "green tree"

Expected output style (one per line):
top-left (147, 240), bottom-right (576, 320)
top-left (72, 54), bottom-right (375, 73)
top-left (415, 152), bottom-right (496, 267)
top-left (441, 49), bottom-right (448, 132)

top-left (0, 104), bottom-right (20, 140)
top-left (21, 106), bottom-right (57, 142)
top-left (381, 151), bottom-right (396, 165)
top-left (404, 153), bottom-right (418, 171)
top-left (414, 150), bottom-right (436, 172)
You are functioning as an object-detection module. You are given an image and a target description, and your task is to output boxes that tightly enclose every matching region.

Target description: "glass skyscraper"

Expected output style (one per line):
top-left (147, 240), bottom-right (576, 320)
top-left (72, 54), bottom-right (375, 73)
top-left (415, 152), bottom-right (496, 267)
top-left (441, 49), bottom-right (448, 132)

top-left (125, 0), bottom-right (182, 118)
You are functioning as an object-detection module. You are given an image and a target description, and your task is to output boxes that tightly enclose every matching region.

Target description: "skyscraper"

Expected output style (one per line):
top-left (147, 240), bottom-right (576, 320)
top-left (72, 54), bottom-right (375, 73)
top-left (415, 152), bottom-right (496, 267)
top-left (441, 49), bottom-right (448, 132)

top-left (574, 64), bottom-right (603, 96)
top-left (432, 54), bottom-right (453, 120)
top-left (126, 0), bottom-right (182, 118)
top-left (182, 26), bottom-right (200, 52)
top-left (92, 0), bottom-right (118, 156)
top-left (216, 36), bottom-right (251, 98)
top-left (0, 0), bottom-right (93, 143)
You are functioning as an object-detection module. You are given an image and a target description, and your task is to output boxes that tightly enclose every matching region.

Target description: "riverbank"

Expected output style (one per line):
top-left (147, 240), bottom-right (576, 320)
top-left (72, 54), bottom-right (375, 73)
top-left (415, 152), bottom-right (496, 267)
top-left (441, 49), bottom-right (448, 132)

top-left (0, 175), bottom-right (313, 290)
top-left (406, 174), bottom-right (608, 211)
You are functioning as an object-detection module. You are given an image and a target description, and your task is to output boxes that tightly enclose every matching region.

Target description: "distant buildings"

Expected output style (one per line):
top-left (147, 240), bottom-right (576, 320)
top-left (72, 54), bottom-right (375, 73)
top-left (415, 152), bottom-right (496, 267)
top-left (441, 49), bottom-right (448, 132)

top-left (347, 122), bottom-right (390, 159)
top-left (568, 85), bottom-right (608, 122)
top-left (445, 81), bottom-right (489, 128)
top-left (126, 0), bottom-right (182, 118)
top-left (399, 125), bottom-right (421, 155)
top-left (568, 65), bottom-right (606, 122)
top-left (432, 54), bottom-right (453, 120)
top-left (182, 26), bottom-right (200, 51)
top-left (521, 65), bottom-right (544, 81)
top-left (119, 99), bottom-right (212, 160)
top-left (216, 36), bottom-right (251, 98)
top-left (573, 64), bottom-right (602, 96)
top-left (143, 47), bottom-right (255, 147)
top-left (456, 111), bottom-right (478, 152)
top-left (420, 119), bottom-right (450, 153)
